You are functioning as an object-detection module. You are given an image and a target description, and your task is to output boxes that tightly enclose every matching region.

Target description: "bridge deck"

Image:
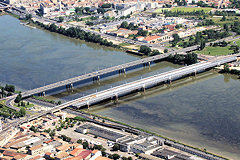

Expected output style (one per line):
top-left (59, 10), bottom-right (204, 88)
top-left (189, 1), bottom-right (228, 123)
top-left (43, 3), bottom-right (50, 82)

top-left (70, 56), bottom-right (236, 108)
top-left (20, 53), bottom-right (171, 98)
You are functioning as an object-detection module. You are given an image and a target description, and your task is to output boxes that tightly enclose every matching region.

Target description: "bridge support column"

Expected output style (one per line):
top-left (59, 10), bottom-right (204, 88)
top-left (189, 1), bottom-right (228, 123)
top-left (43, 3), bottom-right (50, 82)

top-left (168, 77), bottom-right (172, 84)
top-left (114, 94), bottom-right (118, 104)
top-left (142, 84), bottom-right (146, 93)
top-left (123, 68), bottom-right (126, 74)
top-left (70, 83), bottom-right (73, 89)
top-left (87, 101), bottom-right (90, 113)
top-left (97, 75), bottom-right (100, 81)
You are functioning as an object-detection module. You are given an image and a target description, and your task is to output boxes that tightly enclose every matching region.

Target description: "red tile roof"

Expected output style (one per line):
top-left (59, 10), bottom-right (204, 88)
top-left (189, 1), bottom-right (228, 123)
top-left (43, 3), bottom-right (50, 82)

top-left (77, 150), bottom-right (91, 159)
top-left (143, 35), bottom-right (161, 41)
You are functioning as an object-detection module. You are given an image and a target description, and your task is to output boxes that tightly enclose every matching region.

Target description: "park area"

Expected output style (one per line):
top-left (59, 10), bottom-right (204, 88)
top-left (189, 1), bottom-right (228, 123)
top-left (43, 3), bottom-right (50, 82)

top-left (170, 7), bottom-right (212, 13)
top-left (153, 8), bottom-right (170, 13)
top-left (195, 46), bottom-right (233, 56)
top-left (209, 16), bottom-right (239, 26)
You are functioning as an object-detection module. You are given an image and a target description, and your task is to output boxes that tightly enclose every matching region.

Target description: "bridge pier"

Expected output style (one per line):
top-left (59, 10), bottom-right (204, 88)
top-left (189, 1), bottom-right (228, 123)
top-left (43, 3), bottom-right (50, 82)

top-left (168, 79), bottom-right (172, 84)
top-left (113, 94), bottom-right (118, 104)
top-left (194, 71), bottom-right (197, 77)
top-left (142, 84), bottom-right (146, 93)
top-left (38, 92), bottom-right (46, 96)
top-left (87, 101), bottom-right (90, 113)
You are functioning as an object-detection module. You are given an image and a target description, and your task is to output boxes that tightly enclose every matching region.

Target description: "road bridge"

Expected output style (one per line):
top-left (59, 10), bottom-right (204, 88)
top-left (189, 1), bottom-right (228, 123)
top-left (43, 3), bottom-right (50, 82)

top-left (17, 55), bottom-right (235, 123)
top-left (6, 53), bottom-right (172, 100)
top-left (0, 56), bottom-right (236, 160)
top-left (71, 56), bottom-right (237, 109)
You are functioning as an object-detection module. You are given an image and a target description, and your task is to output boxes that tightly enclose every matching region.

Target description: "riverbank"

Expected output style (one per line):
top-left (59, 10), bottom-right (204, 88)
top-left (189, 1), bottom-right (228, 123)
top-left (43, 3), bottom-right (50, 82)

top-left (69, 108), bottom-right (229, 160)
top-left (1, 14), bottom-right (240, 159)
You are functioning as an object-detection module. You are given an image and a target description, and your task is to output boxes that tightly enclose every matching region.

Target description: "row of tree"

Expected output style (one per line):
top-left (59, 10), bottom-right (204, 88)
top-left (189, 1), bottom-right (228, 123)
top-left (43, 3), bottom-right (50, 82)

top-left (35, 22), bottom-right (116, 48)
top-left (179, 28), bottom-right (230, 49)
top-left (167, 53), bottom-right (198, 65)
top-left (139, 45), bottom-right (165, 56)
top-left (164, 10), bottom-right (207, 17)
top-left (0, 84), bottom-right (15, 98)
top-left (120, 21), bottom-right (138, 30)
top-left (210, 41), bottom-right (228, 47)
top-left (0, 104), bottom-right (26, 118)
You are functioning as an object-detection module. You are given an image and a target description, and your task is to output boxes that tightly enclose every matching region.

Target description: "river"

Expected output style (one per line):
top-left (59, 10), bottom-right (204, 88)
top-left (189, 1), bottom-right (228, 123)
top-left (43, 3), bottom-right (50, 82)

top-left (1, 15), bottom-right (240, 159)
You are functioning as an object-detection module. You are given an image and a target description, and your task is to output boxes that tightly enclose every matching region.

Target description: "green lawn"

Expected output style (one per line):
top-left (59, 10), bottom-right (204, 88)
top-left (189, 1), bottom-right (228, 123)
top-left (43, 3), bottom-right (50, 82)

top-left (154, 8), bottom-right (170, 13)
top-left (196, 46), bottom-right (233, 56)
top-left (171, 7), bottom-right (212, 13)
top-left (235, 39), bottom-right (240, 46)
top-left (209, 17), bottom-right (238, 26)
top-left (14, 103), bottom-right (34, 108)
top-left (119, 43), bottom-right (131, 47)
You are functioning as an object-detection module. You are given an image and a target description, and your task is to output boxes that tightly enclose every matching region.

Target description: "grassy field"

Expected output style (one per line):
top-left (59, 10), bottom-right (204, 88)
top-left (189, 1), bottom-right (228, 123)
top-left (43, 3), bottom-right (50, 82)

top-left (235, 39), bottom-right (240, 46)
top-left (209, 16), bottom-right (239, 26)
top-left (154, 8), bottom-right (170, 13)
top-left (171, 7), bottom-right (212, 13)
top-left (14, 103), bottom-right (34, 108)
top-left (196, 46), bottom-right (233, 56)
top-left (119, 43), bottom-right (131, 47)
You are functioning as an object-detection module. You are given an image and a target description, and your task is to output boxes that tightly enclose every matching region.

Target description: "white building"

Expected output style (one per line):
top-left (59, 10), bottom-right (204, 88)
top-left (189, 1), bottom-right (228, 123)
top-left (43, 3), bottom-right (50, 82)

top-left (40, 3), bottom-right (49, 16)
top-left (119, 5), bottom-right (136, 16)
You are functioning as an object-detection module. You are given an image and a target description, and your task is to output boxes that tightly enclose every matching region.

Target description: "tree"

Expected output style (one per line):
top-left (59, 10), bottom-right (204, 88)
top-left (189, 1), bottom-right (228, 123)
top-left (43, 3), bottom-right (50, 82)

top-left (30, 125), bottom-right (37, 133)
top-left (75, 7), bottom-right (83, 15)
top-left (101, 3), bottom-right (112, 8)
top-left (164, 49), bottom-right (168, 53)
top-left (139, 45), bottom-right (151, 55)
top-left (4, 84), bottom-right (15, 93)
top-left (77, 139), bottom-right (82, 144)
top-left (137, 30), bottom-right (148, 36)
top-left (58, 17), bottom-right (64, 23)
top-left (185, 53), bottom-right (198, 65)
top-left (49, 23), bottom-right (58, 32)
top-left (25, 14), bottom-right (32, 20)
top-left (199, 39), bottom-right (206, 50)
top-left (224, 63), bottom-right (230, 72)
top-left (230, 45), bottom-right (239, 54)
top-left (224, 24), bottom-right (229, 32)
top-left (14, 93), bottom-right (22, 103)
top-left (112, 144), bottom-right (120, 151)
top-left (221, 15), bottom-right (226, 21)
top-left (171, 33), bottom-right (181, 47)
top-left (152, 13), bottom-right (157, 18)
top-left (112, 154), bottom-right (120, 160)
top-left (84, 7), bottom-right (90, 13)
top-left (19, 108), bottom-right (26, 117)
top-left (108, 155), bottom-right (113, 159)
top-left (97, 8), bottom-right (105, 14)
top-left (150, 50), bottom-right (161, 56)
top-left (120, 21), bottom-right (128, 29)
top-left (82, 141), bottom-right (89, 149)
top-left (94, 145), bottom-right (103, 150)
